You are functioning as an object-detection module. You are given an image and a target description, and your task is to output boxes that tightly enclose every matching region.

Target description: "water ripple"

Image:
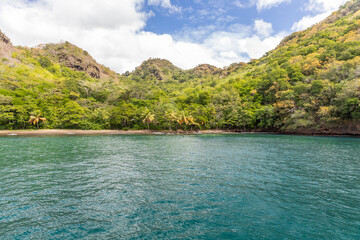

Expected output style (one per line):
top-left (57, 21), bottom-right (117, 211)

top-left (0, 134), bottom-right (359, 239)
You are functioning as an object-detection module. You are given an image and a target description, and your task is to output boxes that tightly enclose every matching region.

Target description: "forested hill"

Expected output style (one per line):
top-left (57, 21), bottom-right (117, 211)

top-left (0, 0), bottom-right (359, 134)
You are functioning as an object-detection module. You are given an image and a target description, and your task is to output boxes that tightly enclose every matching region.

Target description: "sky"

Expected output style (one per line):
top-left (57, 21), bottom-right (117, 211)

top-left (0, 0), bottom-right (349, 73)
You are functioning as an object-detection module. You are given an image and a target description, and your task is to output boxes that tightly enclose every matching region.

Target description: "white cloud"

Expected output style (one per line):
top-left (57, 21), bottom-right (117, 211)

top-left (254, 19), bottom-right (273, 37)
top-left (291, 0), bottom-right (347, 32)
top-left (291, 12), bottom-right (330, 31)
top-left (147, 0), bottom-right (181, 13)
top-left (234, 0), bottom-right (247, 8)
top-left (0, 0), bottom-right (286, 73)
top-left (234, 0), bottom-right (291, 11)
top-left (306, 0), bottom-right (348, 13)
top-left (255, 0), bottom-right (291, 10)
top-left (237, 0), bottom-right (346, 12)
top-left (238, 34), bottom-right (286, 58)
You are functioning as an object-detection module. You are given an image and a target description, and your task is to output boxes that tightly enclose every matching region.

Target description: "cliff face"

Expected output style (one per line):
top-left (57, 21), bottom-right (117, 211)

top-left (0, 31), bottom-right (11, 45)
top-left (38, 42), bottom-right (112, 79)
top-left (0, 30), bottom-right (15, 61)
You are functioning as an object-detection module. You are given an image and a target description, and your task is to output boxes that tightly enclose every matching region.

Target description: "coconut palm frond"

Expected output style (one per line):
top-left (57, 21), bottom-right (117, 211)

top-left (183, 115), bottom-right (189, 125)
top-left (28, 113), bottom-right (46, 128)
top-left (28, 116), bottom-right (36, 123)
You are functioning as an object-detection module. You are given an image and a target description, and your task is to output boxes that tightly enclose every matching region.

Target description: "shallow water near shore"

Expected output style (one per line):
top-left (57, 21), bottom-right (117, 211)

top-left (0, 134), bottom-right (359, 239)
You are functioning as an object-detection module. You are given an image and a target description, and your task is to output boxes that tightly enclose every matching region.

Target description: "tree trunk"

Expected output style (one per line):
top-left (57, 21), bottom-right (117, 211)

top-left (37, 121), bottom-right (39, 129)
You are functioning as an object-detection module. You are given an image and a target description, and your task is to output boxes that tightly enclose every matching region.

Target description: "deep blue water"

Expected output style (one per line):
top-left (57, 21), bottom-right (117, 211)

top-left (0, 134), bottom-right (359, 239)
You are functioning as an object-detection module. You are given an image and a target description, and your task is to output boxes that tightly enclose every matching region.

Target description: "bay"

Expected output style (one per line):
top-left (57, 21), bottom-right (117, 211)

top-left (0, 134), bottom-right (359, 239)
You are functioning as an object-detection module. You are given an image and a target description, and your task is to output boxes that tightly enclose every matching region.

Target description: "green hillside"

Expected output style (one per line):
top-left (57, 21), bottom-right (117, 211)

top-left (0, 0), bottom-right (359, 134)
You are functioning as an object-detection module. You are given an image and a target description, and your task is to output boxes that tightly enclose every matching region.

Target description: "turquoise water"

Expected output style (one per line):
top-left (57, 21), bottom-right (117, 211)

top-left (0, 134), bottom-right (359, 239)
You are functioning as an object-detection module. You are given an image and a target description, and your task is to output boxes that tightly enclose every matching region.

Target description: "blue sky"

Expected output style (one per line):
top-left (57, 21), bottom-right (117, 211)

top-left (144, 0), bottom-right (305, 36)
top-left (0, 0), bottom-right (349, 72)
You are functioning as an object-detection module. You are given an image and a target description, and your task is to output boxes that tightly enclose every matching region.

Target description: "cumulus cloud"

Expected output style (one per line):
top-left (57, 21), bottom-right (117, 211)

top-left (254, 19), bottom-right (273, 37)
top-left (234, 0), bottom-right (291, 11)
top-left (305, 0), bottom-right (348, 13)
top-left (291, 0), bottom-right (348, 31)
top-left (0, 0), bottom-right (285, 72)
top-left (291, 12), bottom-right (329, 31)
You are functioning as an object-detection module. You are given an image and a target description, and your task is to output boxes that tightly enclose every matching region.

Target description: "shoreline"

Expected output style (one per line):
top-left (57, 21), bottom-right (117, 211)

top-left (0, 129), bottom-right (359, 137)
top-left (0, 129), bottom-right (234, 136)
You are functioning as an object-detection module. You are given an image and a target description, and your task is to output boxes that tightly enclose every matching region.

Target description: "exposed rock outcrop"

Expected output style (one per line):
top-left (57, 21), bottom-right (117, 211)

top-left (0, 30), bottom-right (11, 45)
top-left (37, 41), bottom-right (115, 79)
top-left (56, 51), bottom-right (101, 79)
top-left (0, 30), bottom-right (15, 62)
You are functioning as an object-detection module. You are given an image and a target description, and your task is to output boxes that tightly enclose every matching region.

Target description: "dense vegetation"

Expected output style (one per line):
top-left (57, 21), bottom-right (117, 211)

top-left (0, 0), bottom-right (359, 133)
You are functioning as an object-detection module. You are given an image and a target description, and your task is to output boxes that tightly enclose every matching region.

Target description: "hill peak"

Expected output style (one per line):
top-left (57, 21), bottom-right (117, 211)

top-left (190, 64), bottom-right (222, 76)
top-left (131, 58), bottom-right (181, 81)
top-left (35, 41), bottom-right (116, 79)
top-left (140, 58), bottom-right (179, 69)
top-left (277, 0), bottom-right (360, 49)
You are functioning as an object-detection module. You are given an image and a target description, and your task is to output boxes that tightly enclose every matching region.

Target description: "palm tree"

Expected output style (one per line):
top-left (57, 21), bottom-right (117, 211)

top-left (177, 113), bottom-right (199, 131)
top-left (165, 110), bottom-right (178, 130)
top-left (28, 113), bottom-right (46, 129)
top-left (177, 113), bottom-right (188, 130)
top-left (142, 110), bottom-right (155, 130)
top-left (187, 115), bottom-right (199, 131)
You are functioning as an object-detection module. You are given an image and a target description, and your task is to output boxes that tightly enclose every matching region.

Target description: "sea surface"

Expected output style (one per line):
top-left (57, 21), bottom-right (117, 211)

top-left (0, 134), bottom-right (359, 239)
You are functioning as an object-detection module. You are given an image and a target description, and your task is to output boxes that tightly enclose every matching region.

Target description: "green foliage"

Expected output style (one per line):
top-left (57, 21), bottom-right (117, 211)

top-left (38, 56), bottom-right (52, 68)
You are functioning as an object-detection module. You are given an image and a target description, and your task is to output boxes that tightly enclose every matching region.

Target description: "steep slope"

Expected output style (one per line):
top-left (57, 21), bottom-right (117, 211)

top-left (0, 33), bottom-right (127, 130)
top-left (224, 0), bottom-right (360, 134)
top-left (0, 30), bottom-right (16, 63)
top-left (32, 41), bottom-right (118, 79)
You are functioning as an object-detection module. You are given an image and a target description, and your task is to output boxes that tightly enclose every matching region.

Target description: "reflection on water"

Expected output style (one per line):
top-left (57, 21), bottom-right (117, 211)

top-left (0, 134), bottom-right (359, 239)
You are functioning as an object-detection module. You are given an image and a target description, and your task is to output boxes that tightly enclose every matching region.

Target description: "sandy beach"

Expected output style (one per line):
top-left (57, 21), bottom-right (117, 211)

top-left (0, 129), bottom-right (236, 136)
